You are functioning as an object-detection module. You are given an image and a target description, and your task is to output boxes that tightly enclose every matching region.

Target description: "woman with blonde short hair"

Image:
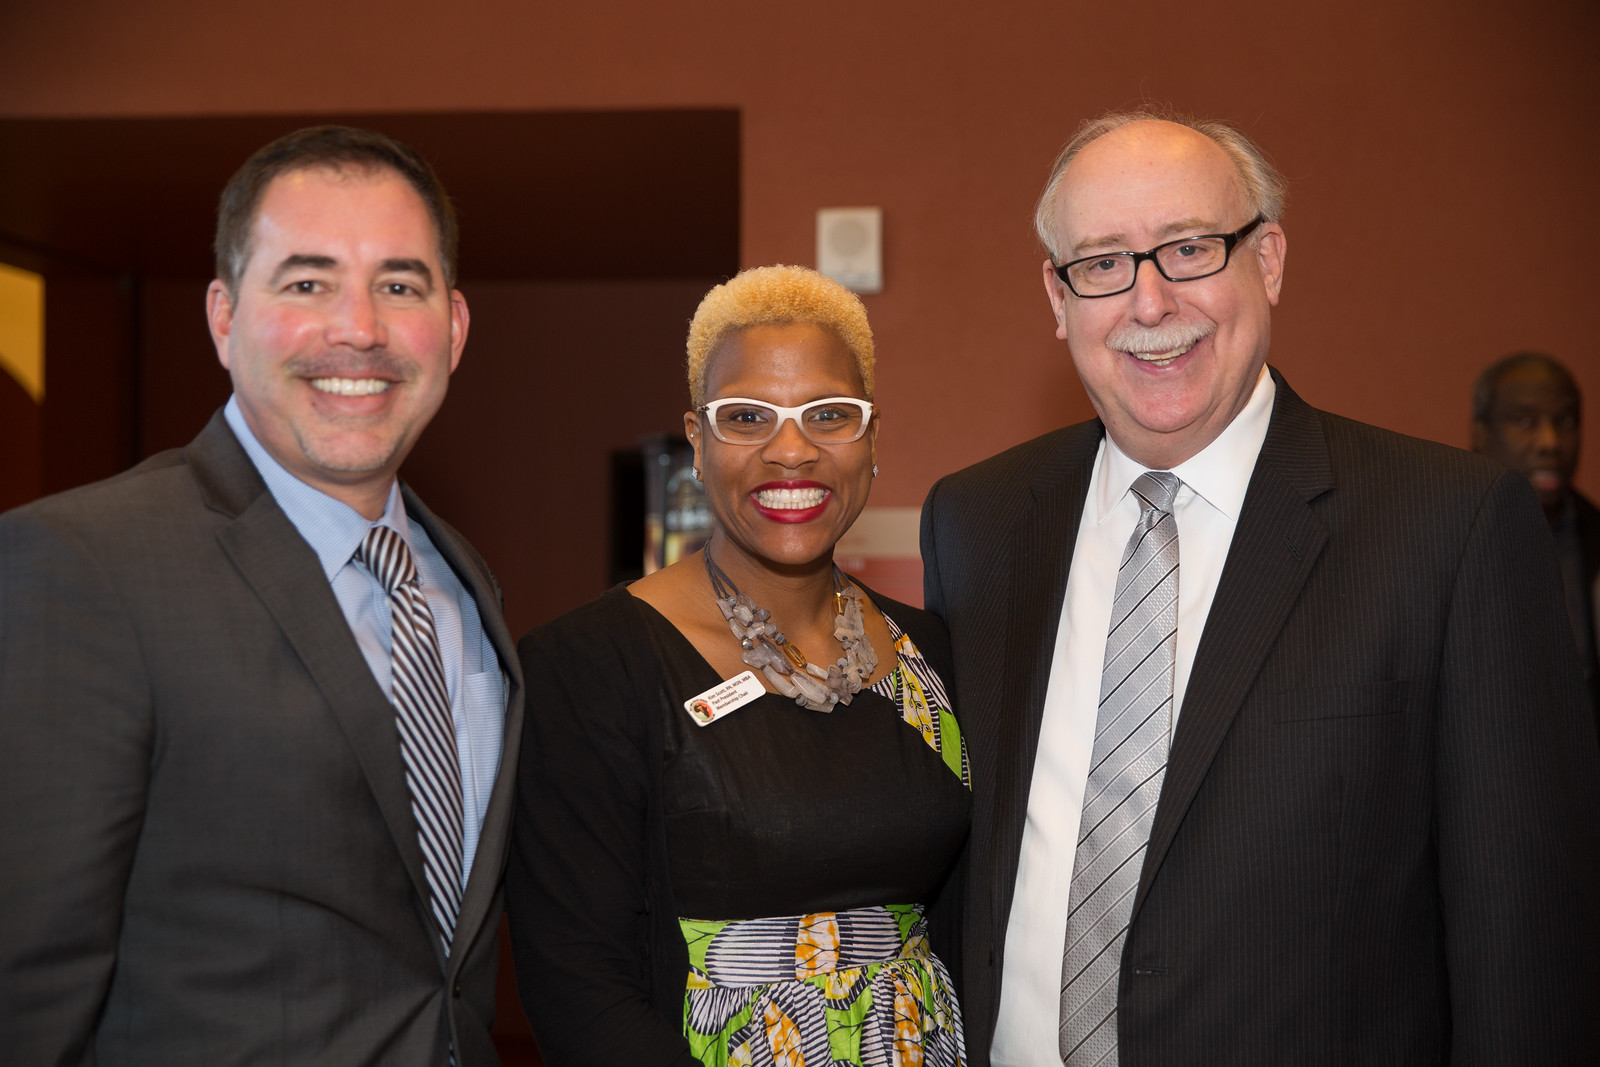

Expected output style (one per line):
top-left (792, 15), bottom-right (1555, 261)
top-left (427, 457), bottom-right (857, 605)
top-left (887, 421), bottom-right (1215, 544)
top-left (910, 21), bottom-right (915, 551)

top-left (507, 265), bottom-right (971, 1066)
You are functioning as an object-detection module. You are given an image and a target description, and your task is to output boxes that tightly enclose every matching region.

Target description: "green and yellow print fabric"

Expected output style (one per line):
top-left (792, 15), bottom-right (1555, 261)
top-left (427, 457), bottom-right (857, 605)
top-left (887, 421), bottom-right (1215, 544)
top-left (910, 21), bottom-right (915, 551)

top-left (867, 621), bottom-right (970, 790)
top-left (681, 904), bottom-right (965, 1066)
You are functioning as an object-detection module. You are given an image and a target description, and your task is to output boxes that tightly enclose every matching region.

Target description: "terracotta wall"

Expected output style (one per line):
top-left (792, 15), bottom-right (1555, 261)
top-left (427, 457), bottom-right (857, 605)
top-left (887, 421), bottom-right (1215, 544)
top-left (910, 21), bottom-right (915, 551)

top-left (3, 0), bottom-right (1596, 510)
top-left (4, 0), bottom-right (1597, 508)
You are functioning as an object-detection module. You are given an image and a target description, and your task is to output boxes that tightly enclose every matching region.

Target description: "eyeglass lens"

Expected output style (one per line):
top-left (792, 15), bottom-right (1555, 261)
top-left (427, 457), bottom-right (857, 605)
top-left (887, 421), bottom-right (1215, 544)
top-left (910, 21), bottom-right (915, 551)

top-left (708, 399), bottom-right (869, 444)
top-left (1067, 236), bottom-right (1232, 296)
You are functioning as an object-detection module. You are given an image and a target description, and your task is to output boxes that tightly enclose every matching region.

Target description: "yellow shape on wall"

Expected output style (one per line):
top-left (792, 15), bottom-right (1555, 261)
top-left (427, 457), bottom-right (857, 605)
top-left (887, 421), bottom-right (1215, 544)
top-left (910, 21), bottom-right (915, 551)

top-left (0, 262), bottom-right (45, 404)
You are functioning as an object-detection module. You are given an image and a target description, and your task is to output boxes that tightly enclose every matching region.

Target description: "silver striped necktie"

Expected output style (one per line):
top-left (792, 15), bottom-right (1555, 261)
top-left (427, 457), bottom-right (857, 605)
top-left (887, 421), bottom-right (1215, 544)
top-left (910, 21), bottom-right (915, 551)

top-left (1059, 470), bottom-right (1180, 1066)
top-left (357, 525), bottom-right (465, 954)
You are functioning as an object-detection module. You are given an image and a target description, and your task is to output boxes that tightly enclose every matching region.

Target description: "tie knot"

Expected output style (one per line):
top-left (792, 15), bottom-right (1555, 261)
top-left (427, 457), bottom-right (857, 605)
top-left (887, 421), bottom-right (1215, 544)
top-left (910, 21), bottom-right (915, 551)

top-left (355, 525), bottom-right (417, 593)
top-left (1131, 470), bottom-right (1180, 515)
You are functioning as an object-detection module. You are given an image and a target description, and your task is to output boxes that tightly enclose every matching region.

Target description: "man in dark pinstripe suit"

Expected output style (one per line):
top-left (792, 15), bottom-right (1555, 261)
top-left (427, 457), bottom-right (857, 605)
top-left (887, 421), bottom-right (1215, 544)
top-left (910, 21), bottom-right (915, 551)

top-left (921, 110), bottom-right (1600, 1066)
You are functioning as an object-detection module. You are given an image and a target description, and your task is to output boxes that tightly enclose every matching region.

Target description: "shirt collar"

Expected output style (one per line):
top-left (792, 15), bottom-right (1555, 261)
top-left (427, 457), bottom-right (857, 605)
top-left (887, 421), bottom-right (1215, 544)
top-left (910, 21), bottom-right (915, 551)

top-left (1092, 365), bottom-right (1276, 524)
top-left (224, 395), bottom-right (411, 580)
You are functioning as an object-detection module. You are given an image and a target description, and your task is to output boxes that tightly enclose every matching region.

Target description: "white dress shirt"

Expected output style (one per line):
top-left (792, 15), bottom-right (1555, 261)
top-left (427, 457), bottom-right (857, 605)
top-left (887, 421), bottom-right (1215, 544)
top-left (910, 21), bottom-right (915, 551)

top-left (991, 367), bottom-right (1275, 1066)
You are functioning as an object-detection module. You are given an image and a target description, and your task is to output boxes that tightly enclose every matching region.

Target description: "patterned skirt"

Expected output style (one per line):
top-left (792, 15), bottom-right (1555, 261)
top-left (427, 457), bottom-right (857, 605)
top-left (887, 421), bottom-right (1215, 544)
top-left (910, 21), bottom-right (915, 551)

top-left (681, 903), bottom-right (965, 1066)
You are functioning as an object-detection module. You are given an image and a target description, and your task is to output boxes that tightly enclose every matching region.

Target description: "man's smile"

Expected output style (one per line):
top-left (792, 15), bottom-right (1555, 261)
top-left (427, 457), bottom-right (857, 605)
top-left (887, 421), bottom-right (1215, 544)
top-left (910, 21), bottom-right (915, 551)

top-left (310, 377), bottom-right (393, 396)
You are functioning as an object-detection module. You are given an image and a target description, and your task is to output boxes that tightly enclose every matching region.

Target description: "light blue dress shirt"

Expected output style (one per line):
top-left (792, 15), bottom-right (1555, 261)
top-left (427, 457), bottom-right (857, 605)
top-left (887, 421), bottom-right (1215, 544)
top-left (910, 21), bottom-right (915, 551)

top-left (224, 398), bottom-right (505, 886)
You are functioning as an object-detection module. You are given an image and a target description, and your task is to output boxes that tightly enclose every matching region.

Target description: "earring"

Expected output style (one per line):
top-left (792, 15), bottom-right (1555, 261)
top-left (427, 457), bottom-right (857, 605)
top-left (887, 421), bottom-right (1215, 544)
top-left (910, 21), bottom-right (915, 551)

top-left (692, 466), bottom-right (701, 482)
top-left (872, 465), bottom-right (879, 478)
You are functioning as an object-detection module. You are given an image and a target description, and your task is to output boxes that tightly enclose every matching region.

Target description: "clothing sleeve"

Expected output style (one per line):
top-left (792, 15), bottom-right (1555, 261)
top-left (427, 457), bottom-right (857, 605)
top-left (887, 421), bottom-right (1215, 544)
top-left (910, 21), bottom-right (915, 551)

top-left (505, 601), bottom-right (700, 1067)
top-left (0, 509), bottom-right (152, 1064)
top-left (914, 481), bottom-right (968, 988)
top-left (1436, 470), bottom-right (1600, 1059)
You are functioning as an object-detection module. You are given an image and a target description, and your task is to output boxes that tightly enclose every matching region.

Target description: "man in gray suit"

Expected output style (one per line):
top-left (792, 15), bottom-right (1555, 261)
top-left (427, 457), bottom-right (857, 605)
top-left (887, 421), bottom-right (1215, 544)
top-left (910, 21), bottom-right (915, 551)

top-left (0, 126), bottom-right (523, 1065)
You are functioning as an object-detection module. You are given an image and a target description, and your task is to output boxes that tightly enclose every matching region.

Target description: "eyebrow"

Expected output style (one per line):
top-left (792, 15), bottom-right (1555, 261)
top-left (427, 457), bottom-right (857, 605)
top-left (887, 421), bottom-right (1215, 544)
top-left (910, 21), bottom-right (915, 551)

top-left (266, 254), bottom-right (435, 289)
top-left (1070, 216), bottom-right (1221, 258)
top-left (380, 258), bottom-right (434, 287)
top-left (268, 254), bottom-right (336, 285)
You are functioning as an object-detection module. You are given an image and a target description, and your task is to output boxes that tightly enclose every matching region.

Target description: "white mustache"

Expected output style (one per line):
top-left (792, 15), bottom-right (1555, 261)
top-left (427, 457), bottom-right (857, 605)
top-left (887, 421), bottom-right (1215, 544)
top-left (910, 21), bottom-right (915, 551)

top-left (1106, 322), bottom-right (1213, 355)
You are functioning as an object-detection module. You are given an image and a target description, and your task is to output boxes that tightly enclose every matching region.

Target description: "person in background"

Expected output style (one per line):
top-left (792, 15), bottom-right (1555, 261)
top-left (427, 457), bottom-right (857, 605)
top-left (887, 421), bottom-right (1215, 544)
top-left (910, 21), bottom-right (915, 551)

top-left (0, 125), bottom-right (521, 1065)
top-left (508, 265), bottom-right (969, 1066)
top-left (1472, 351), bottom-right (1600, 727)
top-left (920, 109), bottom-right (1600, 1066)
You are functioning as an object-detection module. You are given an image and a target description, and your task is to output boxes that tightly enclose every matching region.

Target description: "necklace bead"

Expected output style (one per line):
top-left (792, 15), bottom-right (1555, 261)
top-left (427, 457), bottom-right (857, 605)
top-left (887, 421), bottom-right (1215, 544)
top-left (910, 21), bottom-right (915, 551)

top-left (704, 551), bottom-right (878, 712)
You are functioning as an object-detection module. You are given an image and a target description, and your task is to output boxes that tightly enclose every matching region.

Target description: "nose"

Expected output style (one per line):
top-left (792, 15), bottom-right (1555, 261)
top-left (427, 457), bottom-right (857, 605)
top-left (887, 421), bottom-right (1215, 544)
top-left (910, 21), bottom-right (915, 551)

top-left (1531, 418), bottom-right (1561, 453)
top-left (325, 288), bottom-right (385, 349)
top-left (760, 414), bottom-right (821, 468)
top-left (1127, 257), bottom-right (1179, 326)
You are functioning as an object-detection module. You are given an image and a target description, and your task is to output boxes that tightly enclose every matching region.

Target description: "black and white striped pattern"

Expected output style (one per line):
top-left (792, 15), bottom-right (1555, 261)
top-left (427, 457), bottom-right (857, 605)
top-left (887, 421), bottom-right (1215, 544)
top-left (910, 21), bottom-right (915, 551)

top-left (357, 525), bottom-right (464, 954)
top-left (700, 906), bottom-right (910, 985)
top-left (870, 615), bottom-right (955, 712)
top-left (1060, 471), bottom-right (1180, 1066)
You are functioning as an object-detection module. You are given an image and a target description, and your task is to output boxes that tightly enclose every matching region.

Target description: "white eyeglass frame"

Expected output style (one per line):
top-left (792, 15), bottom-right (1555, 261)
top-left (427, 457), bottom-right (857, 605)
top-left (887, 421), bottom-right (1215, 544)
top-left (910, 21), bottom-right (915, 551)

top-left (696, 396), bottom-right (876, 445)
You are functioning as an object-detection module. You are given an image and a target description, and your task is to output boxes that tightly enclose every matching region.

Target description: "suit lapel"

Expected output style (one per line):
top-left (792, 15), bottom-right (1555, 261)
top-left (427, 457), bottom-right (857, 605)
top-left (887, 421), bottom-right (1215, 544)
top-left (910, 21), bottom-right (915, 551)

top-left (1135, 375), bottom-right (1334, 916)
top-left (183, 416), bottom-right (435, 917)
top-left (989, 425), bottom-right (1102, 936)
top-left (402, 486), bottom-right (526, 972)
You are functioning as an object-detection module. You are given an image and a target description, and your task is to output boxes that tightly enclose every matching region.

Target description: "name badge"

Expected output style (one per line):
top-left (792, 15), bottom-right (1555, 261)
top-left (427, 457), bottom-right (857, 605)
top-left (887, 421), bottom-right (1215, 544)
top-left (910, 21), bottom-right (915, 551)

top-left (684, 671), bottom-right (764, 727)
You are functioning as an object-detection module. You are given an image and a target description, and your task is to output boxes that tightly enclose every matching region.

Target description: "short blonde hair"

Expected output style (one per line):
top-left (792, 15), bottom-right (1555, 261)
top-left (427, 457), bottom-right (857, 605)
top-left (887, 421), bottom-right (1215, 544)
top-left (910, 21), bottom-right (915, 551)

top-left (686, 265), bottom-right (875, 408)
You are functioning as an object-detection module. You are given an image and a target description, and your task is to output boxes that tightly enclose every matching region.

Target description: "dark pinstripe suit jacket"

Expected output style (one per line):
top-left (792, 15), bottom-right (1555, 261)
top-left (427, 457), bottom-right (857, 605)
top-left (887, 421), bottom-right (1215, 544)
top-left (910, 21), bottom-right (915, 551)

top-left (920, 371), bottom-right (1600, 1066)
top-left (0, 411), bottom-right (524, 1066)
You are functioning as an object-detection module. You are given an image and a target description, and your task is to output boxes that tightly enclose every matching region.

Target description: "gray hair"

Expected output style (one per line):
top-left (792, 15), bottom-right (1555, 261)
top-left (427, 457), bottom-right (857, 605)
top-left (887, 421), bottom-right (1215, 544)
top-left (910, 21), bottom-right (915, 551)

top-left (1034, 108), bottom-right (1289, 260)
top-left (1471, 351), bottom-right (1580, 424)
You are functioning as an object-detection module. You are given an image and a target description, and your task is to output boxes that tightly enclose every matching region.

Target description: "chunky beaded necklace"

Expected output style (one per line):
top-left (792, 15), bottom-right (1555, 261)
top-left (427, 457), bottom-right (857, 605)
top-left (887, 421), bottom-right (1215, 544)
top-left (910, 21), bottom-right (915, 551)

top-left (703, 550), bottom-right (879, 712)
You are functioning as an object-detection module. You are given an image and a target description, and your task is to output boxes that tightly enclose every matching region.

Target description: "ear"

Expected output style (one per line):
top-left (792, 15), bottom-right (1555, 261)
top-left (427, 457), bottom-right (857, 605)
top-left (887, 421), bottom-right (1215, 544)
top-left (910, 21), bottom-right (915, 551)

top-left (448, 289), bottom-right (470, 372)
top-left (684, 409), bottom-right (703, 473)
top-left (1256, 224), bottom-right (1287, 306)
top-left (206, 280), bottom-right (235, 370)
top-left (1042, 258), bottom-right (1071, 341)
top-left (1469, 420), bottom-right (1489, 454)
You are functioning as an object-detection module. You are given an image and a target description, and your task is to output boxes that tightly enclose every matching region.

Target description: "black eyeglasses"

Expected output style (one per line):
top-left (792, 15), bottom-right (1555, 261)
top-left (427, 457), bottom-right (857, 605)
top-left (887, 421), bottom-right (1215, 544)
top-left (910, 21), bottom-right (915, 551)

top-left (1052, 216), bottom-right (1264, 298)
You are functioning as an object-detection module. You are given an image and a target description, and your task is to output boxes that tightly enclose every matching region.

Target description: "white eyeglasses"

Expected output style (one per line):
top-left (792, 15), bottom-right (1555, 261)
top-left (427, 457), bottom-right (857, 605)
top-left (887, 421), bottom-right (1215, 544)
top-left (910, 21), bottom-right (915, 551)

top-left (697, 396), bottom-right (875, 445)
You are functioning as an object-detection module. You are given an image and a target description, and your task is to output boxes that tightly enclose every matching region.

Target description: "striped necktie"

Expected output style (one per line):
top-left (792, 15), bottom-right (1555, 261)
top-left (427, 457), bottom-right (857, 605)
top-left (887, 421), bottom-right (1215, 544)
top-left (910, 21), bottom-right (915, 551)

top-left (357, 524), bottom-right (464, 954)
top-left (1059, 470), bottom-right (1180, 1065)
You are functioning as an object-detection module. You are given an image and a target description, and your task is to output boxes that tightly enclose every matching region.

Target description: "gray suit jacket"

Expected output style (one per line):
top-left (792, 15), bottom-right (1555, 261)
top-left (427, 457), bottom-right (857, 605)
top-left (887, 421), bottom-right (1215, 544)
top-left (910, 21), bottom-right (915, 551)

top-left (921, 372), bottom-right (1600, 1065)
top-left (0, 410), bottom-right (525, 1066)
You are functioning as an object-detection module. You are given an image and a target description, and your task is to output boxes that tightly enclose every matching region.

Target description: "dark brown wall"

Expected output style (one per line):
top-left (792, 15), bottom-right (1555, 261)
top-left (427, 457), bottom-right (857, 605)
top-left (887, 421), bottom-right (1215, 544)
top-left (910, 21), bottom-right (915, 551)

top-left (400, 279), bottom-right (713, 637)
top-left (0, 107), bottom-right (739, 635)
top-left (125, 277), bottom-right (710, 637)
top-left (39, 275), bottom-right (139, 494)
top-left (3, 0), bottom-right (1594, 506)
top-left (0, 372), bottom-right (41, 514)
top-left (2, 266), bottom-right (713, 637)
top-left (139, 278), bottom-right (224, 457)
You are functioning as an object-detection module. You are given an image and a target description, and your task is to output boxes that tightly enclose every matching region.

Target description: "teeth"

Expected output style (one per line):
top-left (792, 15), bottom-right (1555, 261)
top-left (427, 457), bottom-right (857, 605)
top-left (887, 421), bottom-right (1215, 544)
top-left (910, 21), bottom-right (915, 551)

top-left (311, 377), bottom-right (391, 396)
top-left (1131, 341), bottom-right (1197, 367)
top-left (756, 487), bottom-right (828, 509)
